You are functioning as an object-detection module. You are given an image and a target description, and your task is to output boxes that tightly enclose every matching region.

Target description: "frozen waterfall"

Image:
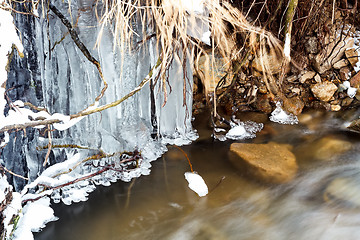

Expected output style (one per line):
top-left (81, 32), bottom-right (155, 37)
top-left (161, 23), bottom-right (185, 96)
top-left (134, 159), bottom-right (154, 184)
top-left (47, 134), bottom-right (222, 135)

top-left (3, 1), bottom-right (197, 198)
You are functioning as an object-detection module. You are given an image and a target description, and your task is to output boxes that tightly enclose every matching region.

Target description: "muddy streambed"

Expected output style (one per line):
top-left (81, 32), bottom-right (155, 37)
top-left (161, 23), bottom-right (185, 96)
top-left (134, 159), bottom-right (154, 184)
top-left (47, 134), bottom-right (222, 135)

top-left (35, 110), bottom-right (360, 240)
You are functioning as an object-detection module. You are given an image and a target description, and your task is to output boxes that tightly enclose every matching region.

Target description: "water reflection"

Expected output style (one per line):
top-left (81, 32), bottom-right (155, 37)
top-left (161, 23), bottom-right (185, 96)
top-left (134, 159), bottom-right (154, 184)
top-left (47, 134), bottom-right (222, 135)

top-left (35, 110), bottom-right (360, 240)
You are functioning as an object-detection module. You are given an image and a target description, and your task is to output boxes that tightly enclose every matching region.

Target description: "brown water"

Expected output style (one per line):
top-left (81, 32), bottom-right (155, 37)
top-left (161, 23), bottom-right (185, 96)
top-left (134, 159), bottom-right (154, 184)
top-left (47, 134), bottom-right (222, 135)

top-left (35, 110), bottom-right (360, 240)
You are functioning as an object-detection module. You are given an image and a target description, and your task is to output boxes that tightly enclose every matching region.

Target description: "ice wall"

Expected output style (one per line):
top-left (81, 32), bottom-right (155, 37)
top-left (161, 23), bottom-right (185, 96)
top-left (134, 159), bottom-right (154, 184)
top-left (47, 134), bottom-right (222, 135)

top-left (3, 1), bottom-right (196, 192)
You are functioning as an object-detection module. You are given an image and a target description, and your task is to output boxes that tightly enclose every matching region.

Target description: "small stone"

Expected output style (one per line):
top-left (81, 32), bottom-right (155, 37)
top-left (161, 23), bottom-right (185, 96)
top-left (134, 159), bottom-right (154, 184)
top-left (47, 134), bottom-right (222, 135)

top-left (305, 37), bottom-right (319, 54)
top-left (283, 96), bottom-right (305, 115)
top-left (253, 95), bottom-right (273, 114)
top-left (291, 87), bottom-right (301, 95)
top-left (314, 74), bottom-right (322, 83)
top-left (350, 71), bottom-right (360, 88)
top-left (330, 99), bottom-right (340, 105)
top-left (258, 84), bottom-right (268, 94)
top-left (287, 75), bottom-right (298, 83)
top-left (339, 67), bottom-right (351, 81)
top-left (300, 71), bottom-right (316, 84)
top-left (298, 113), bottom-right (313, 124)
top-left (229, 142), bottom-right (298, 183)
top-left (330, 104), bottom-right (341, 111)
top-left (311, 81), bottom-right (338, 102)
top-left (341, 97), bottom-right (354, 107)
top-left (333, 59), bottom-right (349, 69)
top-left (345, 48), bottom-right (359, 67)
top-left (238, 87), bottom-right (246, 94)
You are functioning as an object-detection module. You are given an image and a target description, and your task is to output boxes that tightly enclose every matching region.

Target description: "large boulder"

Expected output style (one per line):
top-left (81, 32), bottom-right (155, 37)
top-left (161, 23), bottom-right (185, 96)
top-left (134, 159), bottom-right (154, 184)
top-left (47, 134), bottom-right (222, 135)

top-left (229, 142), bottom-right (298, 183)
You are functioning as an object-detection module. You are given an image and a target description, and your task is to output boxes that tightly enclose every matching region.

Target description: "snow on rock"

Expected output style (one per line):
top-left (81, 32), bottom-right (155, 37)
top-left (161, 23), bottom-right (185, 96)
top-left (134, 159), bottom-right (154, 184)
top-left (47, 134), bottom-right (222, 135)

top-left (0, 174), bottom-right (22, 239)
top-left (0, 3), bottom-right (24, 133)
top-left (270, 102), bottom-right (299, 125)
top-left (184, 172), bottom-right (208, 197)
top-left (13, 197), bottom-right (58, 240)
top-left (2, 191), bottom-right (22, 240)
top-left (225, 120), bottom-right (263, 140)
top-left (343, 81), bottom-right (357, 98)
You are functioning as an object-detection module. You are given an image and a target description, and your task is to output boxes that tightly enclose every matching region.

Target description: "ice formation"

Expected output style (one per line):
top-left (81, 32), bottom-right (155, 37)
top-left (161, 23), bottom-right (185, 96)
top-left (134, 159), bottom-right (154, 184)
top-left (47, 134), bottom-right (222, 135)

top-left (270, 102), bottom-right (299, 125)
top-left (225, 120), bottom-right (264, 140)
top-left (184, 172), bottom-right (208, 197)
top-left (353, 30), bottom-right (360, 72)
top-left (180, 0), bottom-right (206, 14)
top-left (1, 0), bottom-right (200, 238)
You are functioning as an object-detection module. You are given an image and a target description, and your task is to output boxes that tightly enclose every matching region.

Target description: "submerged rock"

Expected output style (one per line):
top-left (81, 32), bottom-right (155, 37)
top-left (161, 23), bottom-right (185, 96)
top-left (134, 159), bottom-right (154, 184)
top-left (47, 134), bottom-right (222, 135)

top-left (348, 118), bottom-right (360, 133)
top-left (229, 142), bottom-right (298, 183)
top-left (295, 136), bottom-right (352, 162)
top-left (324, 177), bottom-right (360, 208)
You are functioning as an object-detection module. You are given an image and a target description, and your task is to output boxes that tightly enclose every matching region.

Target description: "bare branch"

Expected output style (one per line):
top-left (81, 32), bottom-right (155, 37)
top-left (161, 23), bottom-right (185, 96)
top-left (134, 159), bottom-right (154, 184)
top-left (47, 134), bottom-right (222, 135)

top-left (48, 3), bottom-right (108, 103)
top-left (0, 164), bottom-right (29, 180)
top-left (0, 119), bottom-right (62, 133)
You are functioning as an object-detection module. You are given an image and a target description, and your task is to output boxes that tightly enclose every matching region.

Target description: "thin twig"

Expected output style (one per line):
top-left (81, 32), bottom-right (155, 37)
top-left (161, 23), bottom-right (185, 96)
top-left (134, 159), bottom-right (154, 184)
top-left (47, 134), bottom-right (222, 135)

top-left (125, 178), bottom-right (136, 209)
top-left (70, 57), bottom-right (162, 119)
top-left (22, 166), bottom-right (111, 204)
top-left (43, 124), bottom-right (52, 166)
top-left (173, 145), bottom-right (193, 173)
top-left (0, 165), bottom-right (28, 180)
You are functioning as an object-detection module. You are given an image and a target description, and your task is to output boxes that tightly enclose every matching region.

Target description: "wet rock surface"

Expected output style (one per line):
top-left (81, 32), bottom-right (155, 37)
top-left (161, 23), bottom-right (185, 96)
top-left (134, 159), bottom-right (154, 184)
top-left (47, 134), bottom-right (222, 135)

top-left (348, 118), bottom-right (360, 133)
top-left (295, 136), bottom-right (352, 162)
top-left (324, 177), bottom-right (360, 208)
top-left (229, 142), bottom-right (298, 183)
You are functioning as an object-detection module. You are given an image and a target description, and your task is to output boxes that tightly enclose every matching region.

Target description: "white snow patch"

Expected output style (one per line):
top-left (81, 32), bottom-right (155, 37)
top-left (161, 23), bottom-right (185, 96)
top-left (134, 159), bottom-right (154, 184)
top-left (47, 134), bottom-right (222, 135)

top-left (0, 174), bottom-right (10, 203)
top-left (180, 0), bottom-right (206, 14)
top-left (270, 102), bottom-right (298, 125)
top-left (13, 197), bottom-right (58, 240)
top-left (201, 31), bottom-right (211, 46)
top-left (343, 81), bottom-right (357, 98)
top-left (184, 172), bottom-right (208, 197)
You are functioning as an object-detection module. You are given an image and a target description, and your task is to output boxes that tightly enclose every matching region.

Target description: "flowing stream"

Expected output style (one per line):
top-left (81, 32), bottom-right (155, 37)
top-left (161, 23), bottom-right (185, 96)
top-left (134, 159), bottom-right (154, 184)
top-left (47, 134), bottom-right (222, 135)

top-left (34, 110), bottom-right (360, 240)
top-left (3, 1), bottom-right (360, 239)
